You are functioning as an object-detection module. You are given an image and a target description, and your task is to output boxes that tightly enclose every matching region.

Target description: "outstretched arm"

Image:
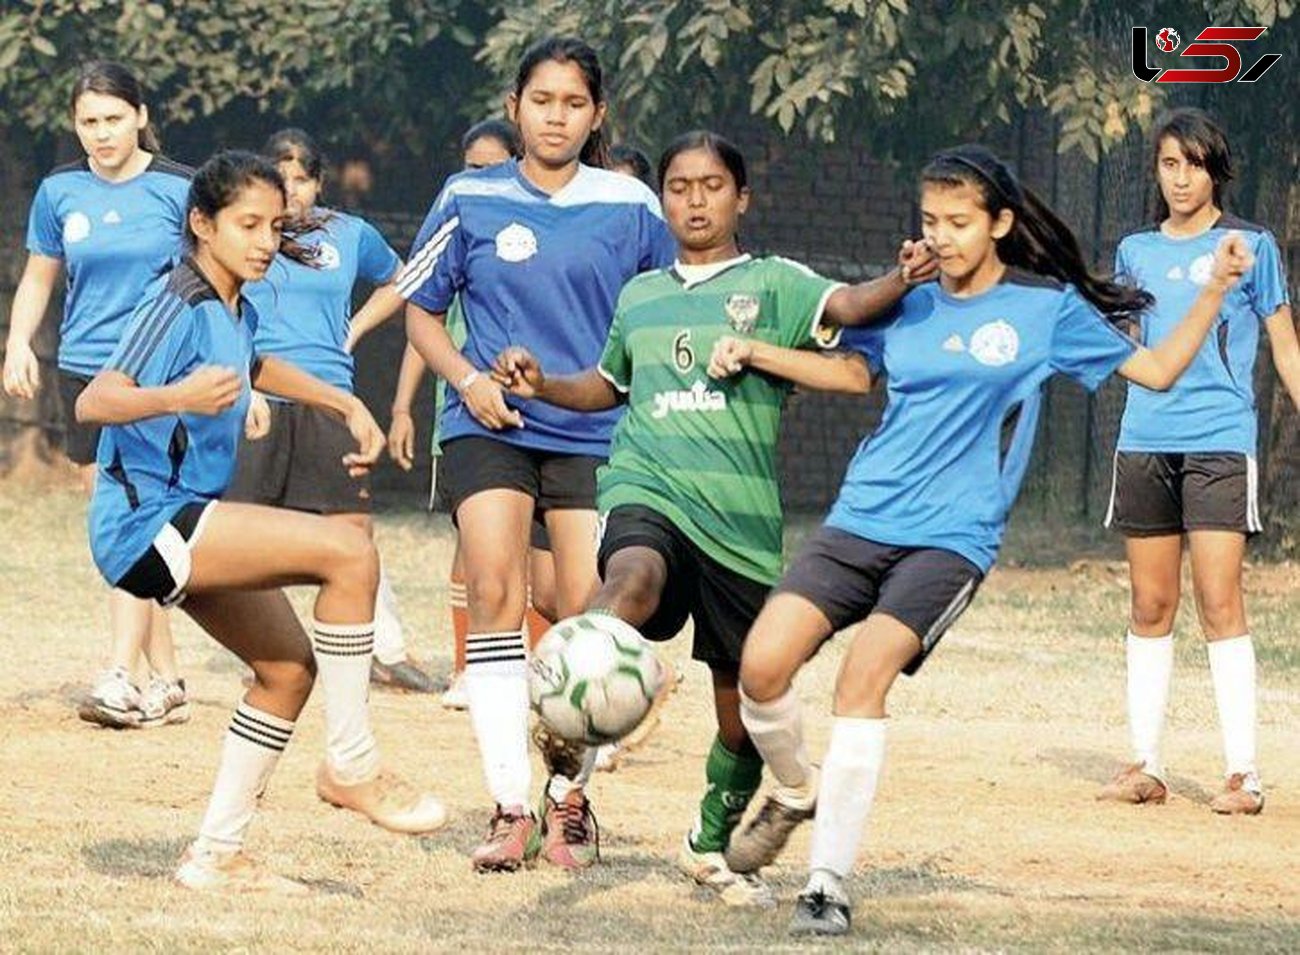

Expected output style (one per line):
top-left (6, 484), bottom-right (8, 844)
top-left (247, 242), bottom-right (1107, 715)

top-left (823, 239), bottom-right (937, 327)
top-left (709, 337), bottom-right (871, 394)
top-left (492, 347), bottom-right (621, 411)
top-left (77, 366), bottom-right (243, 425)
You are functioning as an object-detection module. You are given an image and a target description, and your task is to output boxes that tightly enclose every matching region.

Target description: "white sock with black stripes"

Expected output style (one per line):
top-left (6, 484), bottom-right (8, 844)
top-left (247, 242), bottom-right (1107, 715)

top-left (311, 619), bottom-right (380, 784)
top-left (193, 701), bottom-right (294, 855)
top-left (808, 717), bottom-right (886, 881)
top-left (466, 630), bottom-right (531, 809)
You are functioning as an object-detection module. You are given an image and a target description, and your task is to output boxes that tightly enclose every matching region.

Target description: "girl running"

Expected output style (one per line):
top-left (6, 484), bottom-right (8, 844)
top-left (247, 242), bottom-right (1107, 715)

top-left (721, 144), bottom-right (1252, 937)
top-left (493, 130), bottom-right (937, 897)
top-left (225, 127), bottom-right (437, 694)
top-left (1099, 108), bottom-right (1294, 815)
top-left (387, 119), bottom-right (557, 710)
top-left (76, 150), bottom-right (446, 893)
top-left (397, 36), bottom-right (676, 872)
top-left (3, 61), bottom-right (191, 729)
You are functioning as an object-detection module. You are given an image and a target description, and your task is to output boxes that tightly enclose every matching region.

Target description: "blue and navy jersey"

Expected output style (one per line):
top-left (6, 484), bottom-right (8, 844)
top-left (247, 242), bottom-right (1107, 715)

top-left (1116, 216), bottom-right (1290, 455)
top-left (832, 271), bottom-right (1139, 572)
top-left (25, 157), bottom-right (192, 375)
top-left (396, 160), bottom-right (676, 456)
top-left (89, 260), bottom-right (256, 587)
top-left (243, 209), bottom-right (401, 393)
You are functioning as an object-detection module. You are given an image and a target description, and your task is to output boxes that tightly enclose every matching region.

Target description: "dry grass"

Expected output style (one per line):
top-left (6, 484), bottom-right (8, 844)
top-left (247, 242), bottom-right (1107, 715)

top-left (1, 481), bottom-right (1298, 952)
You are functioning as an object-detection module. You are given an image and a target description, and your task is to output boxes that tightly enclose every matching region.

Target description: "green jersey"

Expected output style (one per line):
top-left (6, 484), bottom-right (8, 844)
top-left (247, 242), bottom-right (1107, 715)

top-left (597, 254), bottom-right (843, 584)
top-left (431, 296), bottom-right (468, 455)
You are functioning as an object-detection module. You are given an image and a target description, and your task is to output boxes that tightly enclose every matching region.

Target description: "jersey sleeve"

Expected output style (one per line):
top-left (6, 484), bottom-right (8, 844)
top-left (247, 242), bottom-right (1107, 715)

top-left (395, 186), bottom-right (466, 313)
top-left (355, 217), bottom-right (402, 285)
top-left (767, 258), bottom-right (846, 350)
top-left (106, 292), bottom-right (198, 387)
top-left (1049, 285), bottom-right (1139, 391)
top-left (596, 295), bottom-right (632, 394)
top-left (1246, 230), bottom-right (1290, 319)
top-left (639, 202), bottom-right (677, 271)
top-left (839, 324), bottom-right (888, 374)
top-left (25, 179), bottom-right (63, 258)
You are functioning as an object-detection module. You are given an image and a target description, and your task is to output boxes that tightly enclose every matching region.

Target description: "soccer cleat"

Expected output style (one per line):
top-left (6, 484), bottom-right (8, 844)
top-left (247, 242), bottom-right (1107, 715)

top-left (78, 666), bottom-right (143, 729)
top-left (472, 805), bottom-right (539, 873)
top-left (724, 785), bottom-right (817, 874)
top-left (1210, 773), bottom-right (1264, 815)
top-left (315, 761), bottom-right (448, 834)
top-left (789, 889), bottom-right (852, 936)
top-left (174, 845), bottom-right (308, 895)
top-left (676, 835), bottom-right (775, 909)
top-left (441, 672), bottom-right (469, 710)
top-left (540, 785), bottom-right (599, 869)
top-left (1096, 762), bottom-right (1168, 805)
top-left (139, 676), bottom-right (191, 728)
top-left (370, 657), bottom-right (446, 694)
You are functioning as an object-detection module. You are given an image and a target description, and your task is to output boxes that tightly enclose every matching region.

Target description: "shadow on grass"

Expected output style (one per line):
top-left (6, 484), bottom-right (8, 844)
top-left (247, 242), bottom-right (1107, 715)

top-left (1039, 747), bottom-right (1213, 804)
top-left (82, 836), bottom-right (190, 879)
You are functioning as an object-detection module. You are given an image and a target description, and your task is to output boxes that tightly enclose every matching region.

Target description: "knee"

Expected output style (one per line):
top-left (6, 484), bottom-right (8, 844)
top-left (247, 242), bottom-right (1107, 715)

top-left (602, 559), bottom-right (664, 623)
top-left (1130, 586), bottom-right (1179, 633)
top-left (254, 655), bottom-right (316, 705)
top-left (1196, 587), bottom-right (1245, 638)
top-left (466, 567), bottom-right (522, 619)
top-left (832, 659), bottom-right (894, 717)
top-left (739, 647), bottom-right (791, 703)
top-left (325, 525), bottom-right (379, 592)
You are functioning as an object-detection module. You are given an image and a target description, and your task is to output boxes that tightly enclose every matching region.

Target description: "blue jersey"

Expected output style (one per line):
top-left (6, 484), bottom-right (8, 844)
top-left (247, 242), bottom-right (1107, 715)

top-left (25, 157), bottom-right (191, 375)
top-left (833, 271), bottom-right (1139, 572)
top-left (243, 209), bottom-right (400, 393)
top-left (89, 260), bottom-right (256, 587)
top-left (397, 160), bottom-right (676, 456)
top-left (1115, 216), bottom-right (1290, 455)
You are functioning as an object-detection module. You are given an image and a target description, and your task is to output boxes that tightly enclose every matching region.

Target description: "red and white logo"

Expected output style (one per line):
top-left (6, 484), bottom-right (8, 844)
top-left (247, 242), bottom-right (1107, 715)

top-left (1155, 27), bottom-right (1181, 53)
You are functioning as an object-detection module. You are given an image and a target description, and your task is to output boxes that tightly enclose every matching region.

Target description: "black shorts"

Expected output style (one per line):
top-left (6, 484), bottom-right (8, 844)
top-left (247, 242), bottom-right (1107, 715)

top-left (1105, 451), bottom-right (1261, 537)
top-left (439, 436), bottom-right (600, 520)
top-left (116, 500), bottom-right (215, 606)
top-left (430, 454), bottom-right (550, 550)
top-left (597, 504), bottom-right (769, 669)
top-left (776, 525), bottom-right (983, 675)
top-left (224, 402), bottom-right (371, 514)
top-left (56, 370), bottom-right (101, 466)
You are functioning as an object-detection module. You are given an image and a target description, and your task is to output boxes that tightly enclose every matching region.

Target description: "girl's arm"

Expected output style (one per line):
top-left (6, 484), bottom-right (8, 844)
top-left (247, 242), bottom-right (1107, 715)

top-left (345, 280), bottom-right (406, 353)
top-left (387, 343), bottom-right (427, 469)
top-left (76, 366), bottom-right (243, 424)
top-left (252, 356), bottom-right (384, 473)
top-left (823, 239), bottom-right (938, 327)
top-left (709, 337), bottom-right (871, 394)
top-left (492, 347), bottom-right (620, 411)
top-left (407, 301), bottom-right (522, 430)
top-left (1264, 306), bottom-right (1300, 411)
top-left (3, 255), bottom-right (62, 399)
top-left (1118, 233), bottom-right (1253, 390)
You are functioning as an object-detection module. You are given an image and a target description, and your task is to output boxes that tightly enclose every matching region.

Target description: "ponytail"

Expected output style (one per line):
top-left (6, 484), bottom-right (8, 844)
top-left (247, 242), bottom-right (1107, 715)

top-left (922, 145), bottom-right (1153, 319)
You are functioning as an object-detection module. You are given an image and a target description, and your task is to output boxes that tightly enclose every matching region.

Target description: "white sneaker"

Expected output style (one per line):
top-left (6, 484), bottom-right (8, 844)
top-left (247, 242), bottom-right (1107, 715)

top-left (441, 672), bottom-right (469, 710)
top-left (175, 845), bottom-right (308, 895)
top-left (139, 676), bottom-right (191, 728)
top-left (78, 666), bottom-right (143, 729)
top-left (676, 835), bottom-right (775, 909)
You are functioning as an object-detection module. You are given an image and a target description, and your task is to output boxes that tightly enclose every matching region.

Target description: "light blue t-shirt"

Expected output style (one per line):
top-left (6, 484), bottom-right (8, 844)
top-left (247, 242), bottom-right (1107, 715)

top-left (832, 271), bottom-right (1139, 572)
top-left (89, 260), bottom-right (256, 586)
top-left (1115, 215), bottom-right (1290, 455)
top-left (243, 209), bottom-right (401, 394)
top-left (25, 157), bottom-right (192, 376)
top-left (397, 160), bottom-right (676, 457)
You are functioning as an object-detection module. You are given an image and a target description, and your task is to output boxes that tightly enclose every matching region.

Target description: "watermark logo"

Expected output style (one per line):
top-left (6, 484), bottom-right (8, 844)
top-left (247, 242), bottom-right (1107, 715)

top-left (1132, 26), bottom-right (1281, 83)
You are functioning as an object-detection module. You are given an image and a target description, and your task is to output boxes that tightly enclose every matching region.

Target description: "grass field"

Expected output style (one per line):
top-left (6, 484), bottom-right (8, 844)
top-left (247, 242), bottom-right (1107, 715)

top-left (1, 479), bottom-right (1298, 952)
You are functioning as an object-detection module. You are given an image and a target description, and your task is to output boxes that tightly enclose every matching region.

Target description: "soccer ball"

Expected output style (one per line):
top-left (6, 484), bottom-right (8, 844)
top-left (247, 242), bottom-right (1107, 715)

top-left (529, 612), bottom-right (664, 745)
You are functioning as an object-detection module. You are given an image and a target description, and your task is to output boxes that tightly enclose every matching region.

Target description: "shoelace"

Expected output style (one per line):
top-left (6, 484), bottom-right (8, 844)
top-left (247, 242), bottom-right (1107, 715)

top-left (559, 798), bottom-right (600, 858)
top-left (488, 809), bottom-right (526, 843)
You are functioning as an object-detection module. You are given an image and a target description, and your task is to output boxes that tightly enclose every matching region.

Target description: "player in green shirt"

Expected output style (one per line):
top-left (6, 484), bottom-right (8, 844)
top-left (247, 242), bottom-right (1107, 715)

top-left (493, 130), bottom-right (937, 901)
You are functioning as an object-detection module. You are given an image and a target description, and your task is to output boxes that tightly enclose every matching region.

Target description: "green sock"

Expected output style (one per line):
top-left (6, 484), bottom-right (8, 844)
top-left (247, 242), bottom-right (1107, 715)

top-left (690, 736), bottom-right (763, 854)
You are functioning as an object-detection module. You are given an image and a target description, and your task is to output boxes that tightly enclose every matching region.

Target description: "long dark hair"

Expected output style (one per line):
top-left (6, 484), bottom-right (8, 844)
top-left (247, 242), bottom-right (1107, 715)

top-left (186, 150), bottom-right (317, 266)
top-left (513, 36), bottom-right (608, 168)
top-left (462, 118), bottom-right (521, 159)
top-left (921, 144), bottom-right (1152, 318)
top-left (1150, 107), bottom-right (1233, 222)
top-left (657, 131), bottom-right (748, 194)
top-left (70, 60), bottom-right (160, 152)
top-left (609, 143), bottom-right (653, 188)
top-left (263, 127), bottom-right (325, 181)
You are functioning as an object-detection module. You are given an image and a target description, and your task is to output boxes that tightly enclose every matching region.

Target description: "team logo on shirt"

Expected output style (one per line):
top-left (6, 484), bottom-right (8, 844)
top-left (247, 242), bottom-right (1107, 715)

top-left (651, 380), bottom-right (728, 419)
top-left (495, 222), bottom-right (539, 263)
top-left (1187, 253), bottom-right (1216, 286)
top-left (63, 212), bottom-right (92, 244)
top-left (315, 241), bottom-right (341, 270)
top-left (942, 334), bottom-right (966, 353)
top-left (968, 320), bottom-right (1020, 367)
top-left (723, 294), bottom-right (761, 334)
top-left (102, 210), bottom-right (122, 224)
top-left (1165, 265), bottom-right (1186, 281)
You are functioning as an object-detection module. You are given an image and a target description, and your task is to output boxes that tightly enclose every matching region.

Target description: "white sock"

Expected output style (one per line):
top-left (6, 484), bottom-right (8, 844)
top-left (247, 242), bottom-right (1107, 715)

top-left (1207, 634), bottom-right (1258, 778)
top-left (466, 630), bottom-right (531, 808)
top-left (311, 619), bottom-right (379, 784)
top-left (194, 701), bottom-right (294, 854)
top-left (1126, 631), bottom-right (1173, 778)
top-left (372, 564), bottom-right (407, 666)
top-left (808, 717), bottom-right (886, 879)
top-left (741, 687), bottom-right (815, 806)
top-left (806, 867), bottom-right (848, 904)
top-left (547, 747), bottom-right (598, 803)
